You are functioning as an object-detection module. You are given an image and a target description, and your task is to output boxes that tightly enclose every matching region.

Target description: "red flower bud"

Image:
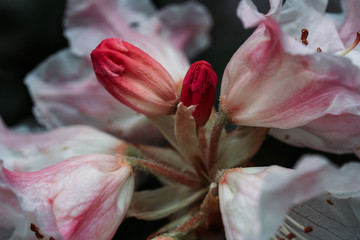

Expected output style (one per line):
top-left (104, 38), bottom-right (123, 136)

top-left (180, 60), bottom-right (218, 126)
top-left (91, 38), bottom-right (179, 116)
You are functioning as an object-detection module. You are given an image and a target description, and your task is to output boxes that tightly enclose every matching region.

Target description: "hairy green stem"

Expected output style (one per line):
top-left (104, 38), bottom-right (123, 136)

top-left (125, 156), bottom-right (203, 188)
top-left (207, 106), bottom-right (230, 171)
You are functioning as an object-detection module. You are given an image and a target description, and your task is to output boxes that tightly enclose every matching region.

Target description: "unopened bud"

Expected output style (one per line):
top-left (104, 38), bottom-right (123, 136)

top-left (180, 60), bottom-right (218, 126)
top-left (91, 38), bottom-right (179, 116)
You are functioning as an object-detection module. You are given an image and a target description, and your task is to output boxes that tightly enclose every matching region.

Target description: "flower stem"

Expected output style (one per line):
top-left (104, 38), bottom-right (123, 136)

top-left (125, 156), bottom-right (203, 188)
top-left (207, 105), bottom-right (230, 171)
top-left (151, 211), bottom-right (206, 240)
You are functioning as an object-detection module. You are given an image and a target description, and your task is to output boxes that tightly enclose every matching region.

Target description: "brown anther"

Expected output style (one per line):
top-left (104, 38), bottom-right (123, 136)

top-left (35, 232), bottom-right (45, 239)
top-left (304, 225), bottom-right (313, 233)
top-left (50, 237), bottom-right (56, 240)
top-left (30, 223), bottom-right (39, 232)
top-left (326, 199), bottom-right (334, 205)
top-left (301, 29), bottom-right (309, 46)
top-left (286, 232), bottom-right (296, 239)
top-left (317, 47), bottom-right (322, 53)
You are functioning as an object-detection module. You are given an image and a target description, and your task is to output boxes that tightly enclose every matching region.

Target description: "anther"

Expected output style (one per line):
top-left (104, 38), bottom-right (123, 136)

top-left (35, 232), bottom-right (44, 239)
top-left (301, 29), bottom-right (309, 46)
top-left (340, 32), bottom-right (360, 56)
top-left (304, 226), bottom-right (313, 233)
top-left (317, 47), bottom-right (322, 53)
top-left (286, 233), bottom-right (296, 239)
top-left (285, 215), bottom-right (313, 233)
top-left (30, 223), bottom-right (39, 232)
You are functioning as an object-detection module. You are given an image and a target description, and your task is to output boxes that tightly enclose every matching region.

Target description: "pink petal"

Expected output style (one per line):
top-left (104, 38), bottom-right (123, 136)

top-left (0, 154), bottom-right (134, 240)
top-left (219, 155), bottom-right (360, 239)
top-left (219, 166), bottom-right (290, 240)
top-left (220, 20), bottom-right (360, 129)
top-left (0, 118), bottom-right (127, 172)
top-left (269, 113), bottom-right (360, 156)
top-left (25, 49), bottom-right (164, 144)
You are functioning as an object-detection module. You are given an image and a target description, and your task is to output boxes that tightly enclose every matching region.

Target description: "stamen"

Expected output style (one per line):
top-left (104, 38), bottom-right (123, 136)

top-left (317, 47), bottom-right (322, 53)
top-left (340, 32), bottom-right (360, 56)
top-left (301, 29), bottom-right (309, 46)
top-left (285, 215), bottom-right (313, 233)
top-left (276, 214), bottom-right (314, 240)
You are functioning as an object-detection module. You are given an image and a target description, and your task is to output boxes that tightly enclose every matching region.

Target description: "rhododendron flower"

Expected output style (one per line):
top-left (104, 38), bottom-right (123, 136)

top-left (91, 38), bottom-right (179, 116)
top-left (219, 155), bottom-right (360, 240)
top-left (180, 60), bottom-right (218, 127)
top-left (219, 0), bottom-right (360, 155)
top-left (0, 154), bottom-right (134, 240)
top-left (0, 119), bottom-right (127, 171)
top-left (25, 0), bottom-right (211, 143)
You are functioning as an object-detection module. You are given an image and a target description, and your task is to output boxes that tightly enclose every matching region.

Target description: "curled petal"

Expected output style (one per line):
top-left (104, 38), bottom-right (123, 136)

top-left (0, 154), bottom-right (134, 240)
top-left (269, 113), bottom-right (360, 156)
top-left (220, 20), bottom-right (360, 128)
top-left (91, 38), bottom-right (179, 116)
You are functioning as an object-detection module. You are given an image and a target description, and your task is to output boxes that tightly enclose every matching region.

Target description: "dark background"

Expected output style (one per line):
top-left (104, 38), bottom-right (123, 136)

top-left (0, 0), bottom-right (353, 239)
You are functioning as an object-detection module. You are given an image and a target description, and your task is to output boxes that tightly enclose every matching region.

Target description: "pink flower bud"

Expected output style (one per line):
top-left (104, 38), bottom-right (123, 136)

top-left (91, 38), bottom-right (179, 116)
top-left (180, 60), bottom-right (218, 126)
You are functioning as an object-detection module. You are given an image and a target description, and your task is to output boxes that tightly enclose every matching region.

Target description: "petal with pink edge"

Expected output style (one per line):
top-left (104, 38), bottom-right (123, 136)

top-left (0, 154), bottom-right (134, 240)
top-left (0, 119), bottom-right (127, 172)
top-left (220, 20), bottom-right (360, 129)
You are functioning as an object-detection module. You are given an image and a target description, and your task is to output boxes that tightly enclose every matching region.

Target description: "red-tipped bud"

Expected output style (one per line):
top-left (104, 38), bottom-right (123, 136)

top-left (91, 38), bottom-right (179, 116)
top-left (180, 60), bottom-right (218, 126)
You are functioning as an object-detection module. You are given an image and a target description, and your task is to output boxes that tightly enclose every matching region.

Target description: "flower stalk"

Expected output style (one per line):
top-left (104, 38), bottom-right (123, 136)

top-left (151, 211), bottom-right (206, 240)
top-left (124, 156), bottom-right (204, 188)
top-left (207, 105), bottom-right (230, 170)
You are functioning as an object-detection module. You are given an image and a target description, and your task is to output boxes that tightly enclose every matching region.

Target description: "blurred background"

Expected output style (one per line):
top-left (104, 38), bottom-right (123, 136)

top-left (0, 0), bottom-right (354, 238)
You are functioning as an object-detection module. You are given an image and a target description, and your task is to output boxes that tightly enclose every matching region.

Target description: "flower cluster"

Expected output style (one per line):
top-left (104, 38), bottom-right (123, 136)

top-left (1, 0), bottom-right (360, 240)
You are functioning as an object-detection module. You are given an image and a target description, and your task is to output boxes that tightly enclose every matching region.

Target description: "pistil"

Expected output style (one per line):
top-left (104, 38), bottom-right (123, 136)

top-left (207, 105), bottom-right (230, 171)
top-left (340, 32), bottom-right (360, 56)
